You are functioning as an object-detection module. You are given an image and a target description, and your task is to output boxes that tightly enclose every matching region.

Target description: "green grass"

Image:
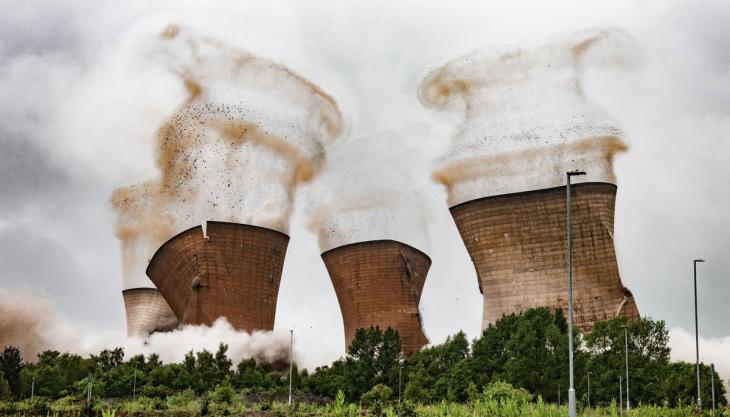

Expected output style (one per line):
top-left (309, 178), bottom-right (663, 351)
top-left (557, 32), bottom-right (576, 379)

top-left (1, 396), bottom-right (727, 416)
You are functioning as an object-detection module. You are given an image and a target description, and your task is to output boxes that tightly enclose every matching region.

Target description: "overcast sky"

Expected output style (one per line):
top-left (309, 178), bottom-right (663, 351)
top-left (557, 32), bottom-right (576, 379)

top-left (0, 0), bottom-right (728, 376)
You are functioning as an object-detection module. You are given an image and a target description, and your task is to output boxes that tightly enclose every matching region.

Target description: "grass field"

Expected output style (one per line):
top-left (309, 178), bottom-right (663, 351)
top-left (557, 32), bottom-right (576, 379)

top-left (1, 393), bottom-right (727, 417)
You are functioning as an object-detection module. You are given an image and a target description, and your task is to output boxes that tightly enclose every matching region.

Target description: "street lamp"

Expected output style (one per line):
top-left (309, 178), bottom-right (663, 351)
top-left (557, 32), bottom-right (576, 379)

top-left (566, 170), bottom-right (585, 417)
top-left (694, 258), bottom-right (705, 410)
top-left (398, 360), bottom-right (403, 403)
top-left (711, 363), bottom-right (716, 416)
top-left (288, 329), bottom-right (294, 406)
top-left (619, 376), bottom-right (623, 417)
top-left (133, 362), bottom-right (137, 400)
top-left (623, 324), bottom-right (630, 412)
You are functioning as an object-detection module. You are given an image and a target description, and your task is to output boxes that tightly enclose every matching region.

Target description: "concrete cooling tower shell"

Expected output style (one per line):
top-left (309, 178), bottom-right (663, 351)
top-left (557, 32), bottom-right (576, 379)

top-left (146, 221), bottom-right (289, 331)
top-left (450, 182), bottom-right (639, 332)
top-left (322, 240), bottom-right (431, 356)
top-left (122, 288), bottom-right (178, 337)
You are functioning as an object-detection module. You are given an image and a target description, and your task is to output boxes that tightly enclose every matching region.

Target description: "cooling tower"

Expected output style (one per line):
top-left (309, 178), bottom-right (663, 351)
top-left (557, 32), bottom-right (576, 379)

top-left (146, 221), bottom-right (289, 331)
top-left (451, 182), bottom-right (639, 332)
top-left (122, 288), bottom-right (178, 337)
top-left (419, 28), bottom-right (642, 332)
top-left (322, 240), bottom-right (430, 355)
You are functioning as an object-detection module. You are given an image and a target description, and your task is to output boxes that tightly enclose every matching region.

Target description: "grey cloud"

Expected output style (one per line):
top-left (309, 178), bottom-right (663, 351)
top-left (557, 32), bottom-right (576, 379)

top-left (0, 136), bottom-right (69, 212)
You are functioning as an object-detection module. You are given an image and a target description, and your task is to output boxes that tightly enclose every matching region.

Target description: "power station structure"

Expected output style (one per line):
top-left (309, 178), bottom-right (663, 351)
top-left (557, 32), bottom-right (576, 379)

top-left (122, 287), bottom-right (178, 336)
top-left (322, 240), bottom-right (431, 355)
top-left (146, 221), bottom-right (289, 332)
top-left (419, 28), bottom-right (642, 332)
top-left (120, 27), bottom-right (644, 349)
top-left (451, 183), bottom-right (639, 331)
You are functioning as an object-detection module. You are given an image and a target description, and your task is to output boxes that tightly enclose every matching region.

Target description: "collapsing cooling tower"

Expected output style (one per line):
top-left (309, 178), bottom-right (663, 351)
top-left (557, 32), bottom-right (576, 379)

top-left (420, 28), bottom-right (641, 331)
top-left (122, 288), bottom-right (178, 336)
top-left (450, 183), bottom-right (639, 331)
top-left (322, 240), bottom-right (430, 355)
top-left (146, 221), bottom-right (289, 331)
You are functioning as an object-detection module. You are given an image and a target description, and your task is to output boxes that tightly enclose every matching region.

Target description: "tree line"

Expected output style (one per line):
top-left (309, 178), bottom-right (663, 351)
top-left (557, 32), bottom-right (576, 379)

top-left (0, 308), bottom-right (725, 407)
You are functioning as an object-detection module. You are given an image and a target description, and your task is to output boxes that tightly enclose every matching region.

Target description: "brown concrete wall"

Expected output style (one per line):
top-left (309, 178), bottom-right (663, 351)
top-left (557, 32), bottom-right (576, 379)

top-left (146, 221), bottom-right (289, 332)
top-left (122, 288), bottom-right (178, 337)
top-left (450, 183), bottom-right (639, 332)
top-left (322, 240), bottom-right (431, 356)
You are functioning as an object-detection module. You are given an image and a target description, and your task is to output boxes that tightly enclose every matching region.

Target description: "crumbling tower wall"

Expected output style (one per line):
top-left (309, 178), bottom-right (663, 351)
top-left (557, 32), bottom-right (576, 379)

top-left (451, 183), bottom-right (639, 332)
top-left (322, 240), bottom-right (430, 355)
top-left (419, 28), bottom-right (642, 332)
top-left (146, 221), bottom-right (289, 331)
top-left (122, 288), bottom-right (178, 336)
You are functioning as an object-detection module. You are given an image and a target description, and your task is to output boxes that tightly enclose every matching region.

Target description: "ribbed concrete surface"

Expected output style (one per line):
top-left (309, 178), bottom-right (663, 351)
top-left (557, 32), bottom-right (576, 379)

top-left (322, 240), bottom-right (430, 356)
top-left (146, 221), bottom-right (289, 331)
top-left (450, 182), bottom-right (639, 332)
top-left (122, 288), bottom-right (178, 337)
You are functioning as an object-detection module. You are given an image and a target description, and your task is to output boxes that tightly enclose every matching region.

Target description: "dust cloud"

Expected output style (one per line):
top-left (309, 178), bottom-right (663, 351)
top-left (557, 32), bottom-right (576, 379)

top-left (0, 290), bottom-right (292, 367)
top-left (419, 27), bottom-right (641, 206)
top-left (111, 25), bottom-right (344, 290)
top-left (305, 129), bottom-right (431, 254)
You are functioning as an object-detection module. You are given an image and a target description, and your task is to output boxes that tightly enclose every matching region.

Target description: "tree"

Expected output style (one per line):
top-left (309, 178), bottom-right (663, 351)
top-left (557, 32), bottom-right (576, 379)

top-left (213, 344), bottom-right (233, 382)
top-left (469, 308), bottom-right (577, 403)
top-left (308, 326), bottom-right (402, 401)
top-left (92, 348), bottom-right (124, 372)
top-left (345, 326), bottom-right (402, 400)
top-left (404, 331), bottom-right (470, 403)
top-left (584, 316), bottom-right (670, 406)
top-left (20, 351), bottom-right (91, 398)
top-left (661, 362), bottom-right (727, 408)
top-left (0, 370), bottom-right (11, 400)
top-left (0, 346), bottom-right (23, 399)
top-left (233, 358), bottom-right (280, 390)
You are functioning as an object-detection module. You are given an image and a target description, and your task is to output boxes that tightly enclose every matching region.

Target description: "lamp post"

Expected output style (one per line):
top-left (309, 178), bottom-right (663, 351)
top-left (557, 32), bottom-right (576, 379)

top-left (132, 362), bottom-right (137, 400)
top-left (588, 371), bottom-right (591, 408)
top-left (694, 258), bottom-right (705, 410)
top-left (566, 170), bottom-right (585, 417)
top-left (711, 363), bottom-right (716, 416)
top-left (619, 376), bottom-right (623, 417)
top-left (288, 329), bottom-right (294, 406)
top-left (398, 360), bottom-right (403, 403)
top-left (623, 324), bottom-right (630, 413)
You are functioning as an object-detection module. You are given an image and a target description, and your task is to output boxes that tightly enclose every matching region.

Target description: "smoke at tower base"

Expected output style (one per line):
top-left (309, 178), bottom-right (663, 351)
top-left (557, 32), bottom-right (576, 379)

top-left (110, 24), bottom-right (343, 336)
top-left (419, 27), bottom-right (642, 331)
top-left (0, 290), bottom-right (293, 367)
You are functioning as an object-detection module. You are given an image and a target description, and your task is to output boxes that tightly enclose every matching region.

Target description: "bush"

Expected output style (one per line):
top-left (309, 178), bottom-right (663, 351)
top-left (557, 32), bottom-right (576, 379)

top-left (0, 374), bottom-right (10, 401)
top-left (362, 383), bottom-right (393, 406)
top-left (165, 388), bottom-right (200, 413)
top-left (330, 390), bottom-right (360, 417)
top-left (208, 378), bottom-right (235, 404)
top-left (481, 381), bottom-right (532, 405)
top-left (392, 399), bottom-right (418, 417)
top-left (362, 384), bottom-right (393, 416)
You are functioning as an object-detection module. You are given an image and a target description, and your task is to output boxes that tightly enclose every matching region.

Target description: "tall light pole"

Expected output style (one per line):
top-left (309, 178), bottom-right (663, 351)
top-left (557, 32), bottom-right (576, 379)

top-left (694, 258), bottom-right (705, 410)
top-left (132, 362), bottom-right (137, 400)
top-left (711, 363), bottom-right (716, 416)
top-left (288, 329), bottom-right (294, 406)
top-left (587, 371), bottom-right (591, 409)
top-left (566, 170), bottom-right (585, 417)
top-left (623, 324), bottom-right (630, 412)
top-left (619, 376), bottom-right (623, 417)
top-left (398, 360), bottom-right (403, 403)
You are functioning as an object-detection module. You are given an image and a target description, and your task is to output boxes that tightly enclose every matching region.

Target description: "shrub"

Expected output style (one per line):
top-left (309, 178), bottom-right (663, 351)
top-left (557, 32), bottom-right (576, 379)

top-left (362, 384), bottom-right (393, 416)
top-left (165, 388), bottom-right (200, 413)
top-left (481, 381), bottom-right (532, 405)
top-left (208, 378), bottom-right (235, 405)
